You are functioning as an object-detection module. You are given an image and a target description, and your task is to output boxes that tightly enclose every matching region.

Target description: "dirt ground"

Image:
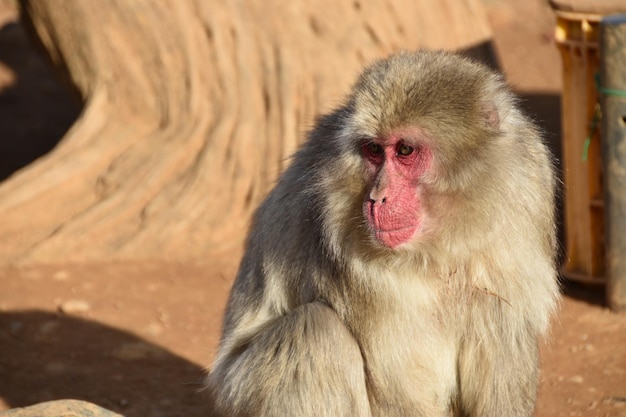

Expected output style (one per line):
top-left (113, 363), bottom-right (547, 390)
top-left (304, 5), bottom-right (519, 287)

top-left (1, 1), bottom-right (625, 417)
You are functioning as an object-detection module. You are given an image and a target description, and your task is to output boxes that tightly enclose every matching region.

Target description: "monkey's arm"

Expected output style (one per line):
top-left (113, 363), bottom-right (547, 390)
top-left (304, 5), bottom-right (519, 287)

top-left (207, 301), bottom-right (371, 417)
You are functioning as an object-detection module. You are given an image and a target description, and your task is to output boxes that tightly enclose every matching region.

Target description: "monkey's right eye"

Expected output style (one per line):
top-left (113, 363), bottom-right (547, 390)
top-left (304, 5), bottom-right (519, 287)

top-left (365, 142), bottom-right (384, 155)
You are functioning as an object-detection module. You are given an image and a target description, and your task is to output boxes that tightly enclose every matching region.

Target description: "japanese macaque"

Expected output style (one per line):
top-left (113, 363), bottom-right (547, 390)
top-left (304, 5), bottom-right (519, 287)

top-left (206, 50), bottom-right (560, 417)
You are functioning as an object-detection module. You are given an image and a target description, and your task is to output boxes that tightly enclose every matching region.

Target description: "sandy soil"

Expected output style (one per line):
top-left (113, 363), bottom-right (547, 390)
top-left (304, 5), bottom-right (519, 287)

top-left (0, 1), bottom-right (625, 417)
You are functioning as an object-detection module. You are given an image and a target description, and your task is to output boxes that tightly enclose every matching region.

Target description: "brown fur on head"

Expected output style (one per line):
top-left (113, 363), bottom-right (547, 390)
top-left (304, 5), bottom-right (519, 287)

top-left (317, 52), bottom-right (555, 261)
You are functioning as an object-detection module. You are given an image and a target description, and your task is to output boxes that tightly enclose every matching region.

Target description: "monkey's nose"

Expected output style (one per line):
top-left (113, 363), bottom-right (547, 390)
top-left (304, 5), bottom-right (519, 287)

top-left (368, 196), bottom-right (387, 206)
top-left (368, 189), bottom-right (387, 204)
top-left (367, 196), bottom-right (387, 219)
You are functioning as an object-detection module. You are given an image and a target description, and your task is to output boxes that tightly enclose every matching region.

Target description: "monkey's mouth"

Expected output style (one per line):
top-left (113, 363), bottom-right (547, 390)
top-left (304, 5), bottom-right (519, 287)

top-left (372, 225), bottom-right (418, 249)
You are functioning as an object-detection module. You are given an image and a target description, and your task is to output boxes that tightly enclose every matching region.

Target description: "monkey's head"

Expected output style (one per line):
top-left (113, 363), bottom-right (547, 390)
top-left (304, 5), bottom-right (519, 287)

top-left (316, 51), bottom-right (534, 258)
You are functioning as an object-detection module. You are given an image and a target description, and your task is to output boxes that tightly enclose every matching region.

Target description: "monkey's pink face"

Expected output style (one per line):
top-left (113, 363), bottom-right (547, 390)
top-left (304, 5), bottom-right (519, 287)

top-left (361, 132), bottom-right (431, 249)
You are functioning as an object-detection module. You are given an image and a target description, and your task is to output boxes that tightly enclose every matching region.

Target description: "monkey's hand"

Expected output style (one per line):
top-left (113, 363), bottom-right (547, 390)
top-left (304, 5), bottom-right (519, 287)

top-left (207, 302), bottom-right (372, 417)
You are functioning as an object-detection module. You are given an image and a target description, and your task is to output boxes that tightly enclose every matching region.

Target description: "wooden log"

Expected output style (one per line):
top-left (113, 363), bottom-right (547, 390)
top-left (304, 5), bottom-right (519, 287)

top-left (0, 0), bottom-right (494, 264)
top-left (600, 13), bottom-right (626, 311)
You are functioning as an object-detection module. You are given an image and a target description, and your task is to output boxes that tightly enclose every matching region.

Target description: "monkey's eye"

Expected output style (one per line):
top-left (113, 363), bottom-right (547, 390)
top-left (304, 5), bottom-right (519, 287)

top-left (397, 143), bottom-right (414, 156)
top-left (365, 142), bottom-right (384, 155)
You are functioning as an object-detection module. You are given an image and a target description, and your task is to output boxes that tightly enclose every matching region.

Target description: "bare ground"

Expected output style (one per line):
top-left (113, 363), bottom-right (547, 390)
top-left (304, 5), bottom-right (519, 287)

top-left (1, 1), bottom-right (625, 416)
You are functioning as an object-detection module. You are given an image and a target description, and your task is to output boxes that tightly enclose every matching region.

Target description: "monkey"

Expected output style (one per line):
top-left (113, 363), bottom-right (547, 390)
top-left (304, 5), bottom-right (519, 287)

top-left (206, 50), bottom-right (560, 417)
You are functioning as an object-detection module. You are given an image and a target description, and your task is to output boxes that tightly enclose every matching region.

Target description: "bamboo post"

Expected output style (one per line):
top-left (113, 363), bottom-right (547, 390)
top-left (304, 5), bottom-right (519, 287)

top-left (550, 6), bottom-right (605, 283)
top-left (600, 14), bottom-right (626, 311)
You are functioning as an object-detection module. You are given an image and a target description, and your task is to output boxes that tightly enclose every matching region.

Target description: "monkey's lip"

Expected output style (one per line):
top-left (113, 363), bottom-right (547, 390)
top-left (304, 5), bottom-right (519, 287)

top-left (372, 225), bottom-right (416, 233)
top-left (372, 225), bottom-right (418, 248)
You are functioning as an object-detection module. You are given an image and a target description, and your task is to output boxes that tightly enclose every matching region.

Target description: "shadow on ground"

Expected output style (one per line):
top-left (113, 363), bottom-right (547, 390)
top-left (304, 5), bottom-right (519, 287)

top-left (0, 311), bottom-right (215, 417)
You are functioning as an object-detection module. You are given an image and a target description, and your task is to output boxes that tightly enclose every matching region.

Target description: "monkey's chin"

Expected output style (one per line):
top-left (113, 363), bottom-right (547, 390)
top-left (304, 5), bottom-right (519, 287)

top-left (372, 225), bottom-right (419, 249)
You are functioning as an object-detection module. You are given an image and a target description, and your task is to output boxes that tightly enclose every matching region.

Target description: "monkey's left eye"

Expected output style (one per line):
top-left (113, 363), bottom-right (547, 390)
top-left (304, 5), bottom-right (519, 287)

top-left (397, 143), bottom-right (414, 156)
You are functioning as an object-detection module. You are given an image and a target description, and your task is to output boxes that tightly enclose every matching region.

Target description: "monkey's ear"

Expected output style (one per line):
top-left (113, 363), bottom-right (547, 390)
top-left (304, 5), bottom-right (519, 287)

top-left (481, 100), bottom-right (500, 131)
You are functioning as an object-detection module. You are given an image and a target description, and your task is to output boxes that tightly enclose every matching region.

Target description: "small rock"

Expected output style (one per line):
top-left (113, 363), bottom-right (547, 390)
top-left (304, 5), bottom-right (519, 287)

top-left (58, 299), bottom-right (91, 314)
top-left (144, 322), bottom-right (163, 336)
top-left (568, 375), bottom-right (584, 384)
top-left (39, 321), bottom-right (60, 335)
top-left (112, 342), bottom-right (165, 360)
top-left (52, 270), bottom-right (70, 281)
top-left (157, 308), bottom-right (169, 324)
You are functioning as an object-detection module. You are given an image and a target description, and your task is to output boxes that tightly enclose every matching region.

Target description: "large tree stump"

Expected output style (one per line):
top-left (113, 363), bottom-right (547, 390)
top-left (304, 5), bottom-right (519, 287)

top-left (0, 0), bottom-right (493, 263)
